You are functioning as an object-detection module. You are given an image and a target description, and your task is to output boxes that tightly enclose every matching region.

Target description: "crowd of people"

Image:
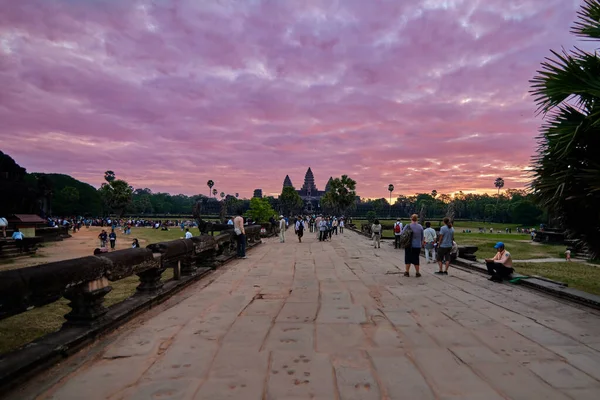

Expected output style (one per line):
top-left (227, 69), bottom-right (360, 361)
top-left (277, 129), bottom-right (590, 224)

top-left (275, 215), bottom-right (347, 243)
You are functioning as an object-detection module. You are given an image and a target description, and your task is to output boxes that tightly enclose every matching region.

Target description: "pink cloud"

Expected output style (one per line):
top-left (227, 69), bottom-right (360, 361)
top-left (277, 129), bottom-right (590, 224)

top-left (0, 0), bottom-right (583, 199)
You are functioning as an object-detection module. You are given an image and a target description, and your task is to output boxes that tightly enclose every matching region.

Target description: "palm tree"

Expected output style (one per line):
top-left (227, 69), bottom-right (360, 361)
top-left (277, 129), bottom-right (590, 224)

top-left (494, 178), bottom-right (505, 195)
top-left (212, 188), bottom-right (218, 197)
top-left (431, 189), bottom-right (437, 198)
top-left (104, 170), bottom-right (116, 183)
top-left (220, 192), bottom-right (225, 199)
top-left (206, 180), bottom-right (214, 197)
top-left (388, 184), bottom-right (394, 217)
top-left (530, 0), bottom-right (600, 257)
top-left (235, 193), bottom-right (239, 198)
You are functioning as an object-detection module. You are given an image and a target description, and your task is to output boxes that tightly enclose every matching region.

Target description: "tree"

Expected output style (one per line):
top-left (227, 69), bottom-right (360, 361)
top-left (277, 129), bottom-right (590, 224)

top-left (220, 191), bottom-right (225, 199)
top-left (212, 188), bottom-right (218, 197)
top-left (431, 189), bottom-right (438, 198)
top-left (388, 184), bottom-right (394, 217)
top-left (494, 177), bottom-right (505, 195)
top-left (207, 180), bottom-right (214, 197)
top-left (511, 200), bottom-right (543, 226)
top-left (104, 170), bottom-right (116, 183)
top-left (99, 179), bottom-right (133, 217)
top-left (57, 186), bottom-right (79, 214)
top-left (280, 186), bottom-right (303, 216)
top-left (321, 175), bottom-right (357, 215)
top-left (246, 197), bottom-right (277, 223)
top-left (235, 193), bottom-right (239, 198)
top-left (530, 0), bottom-right (600, 257)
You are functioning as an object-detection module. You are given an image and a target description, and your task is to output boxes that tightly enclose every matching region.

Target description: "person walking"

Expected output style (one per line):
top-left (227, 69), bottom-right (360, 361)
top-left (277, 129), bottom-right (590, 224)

top-left (393, 218), bottom-right (403, 249)
top-left (11, 228), bottom-right (24, 253)
top-left (98, 230), bottom-right (108, 248)
top-left (0, 217), bottom-right (7, 238)
top-left (435, 217), bottom-right (454, 275)
top-left (233, 210), bottom-right (247, 259)
top-left (295, 216), bottom-right (305, 243)
top-left (371, 219), bottom-right (382, 248)
top-left (332, 218), bottom-right (338, 235)
top-left (315, 215), bottom-right (322, 239)
top-left (318, 217), bottom-right (328, 241)
top-left (423, 222), bottom-right (437, 263)
top-left (279, 215), bottom-right (286, 243)
top-left (339, 218), bottom-right (344, 234)
top-left (402, 214), bottom-right (424, 277)
top-left (109, 229), bottom-right (117, 250)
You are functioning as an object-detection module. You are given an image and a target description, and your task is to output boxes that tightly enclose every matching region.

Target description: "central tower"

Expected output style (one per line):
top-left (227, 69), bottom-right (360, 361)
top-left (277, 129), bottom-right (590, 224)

top-left (301, 167), bottom-right (318, 196)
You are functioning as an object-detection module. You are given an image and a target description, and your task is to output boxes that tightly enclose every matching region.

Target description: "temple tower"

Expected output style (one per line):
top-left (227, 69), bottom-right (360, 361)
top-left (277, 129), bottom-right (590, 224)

top-left (301, 167), bottom-right (318, 196)
top-left (283, 175), bottom-right (293, 188)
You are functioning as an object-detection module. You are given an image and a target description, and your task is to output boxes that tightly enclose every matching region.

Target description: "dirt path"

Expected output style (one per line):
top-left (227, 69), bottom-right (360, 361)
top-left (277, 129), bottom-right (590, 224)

top-left (1, 227), bottom-right (144, 271)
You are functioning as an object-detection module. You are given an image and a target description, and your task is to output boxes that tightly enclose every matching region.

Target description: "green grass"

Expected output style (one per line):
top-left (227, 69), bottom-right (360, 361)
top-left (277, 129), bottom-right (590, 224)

top-left (0, 268), bottom-right (174, 355)
top-left (351, 219), bottom-right (563, 259)
top-left (127, 226), bottom-right (221, 245)
top-left (514, 262), bottom-right (600, 296)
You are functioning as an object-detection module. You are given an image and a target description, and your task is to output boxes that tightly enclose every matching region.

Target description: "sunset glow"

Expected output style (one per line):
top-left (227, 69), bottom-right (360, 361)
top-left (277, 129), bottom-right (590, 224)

top-left (0, 0), bottom-right (581, 198)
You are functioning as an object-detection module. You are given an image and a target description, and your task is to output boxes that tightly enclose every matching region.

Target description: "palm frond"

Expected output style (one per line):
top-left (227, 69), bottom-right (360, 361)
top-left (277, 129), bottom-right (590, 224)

top-left (571, 0), bottom-right (600, 39)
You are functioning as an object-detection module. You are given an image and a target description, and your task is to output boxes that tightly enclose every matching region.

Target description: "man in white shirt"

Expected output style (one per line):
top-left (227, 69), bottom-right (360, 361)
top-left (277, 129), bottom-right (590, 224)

top-left (278, 215), bottom-right (286, 243)
top-left (393, 218), bottom-right (403, 249)
top-left (233, 211), bottom-right (247, 259)
top-left (315, 215), bottom-right (322, 239)
top-left (185, 228), bottom-right (193, 239)
top-left (423, 222), bottom-right (437, 263)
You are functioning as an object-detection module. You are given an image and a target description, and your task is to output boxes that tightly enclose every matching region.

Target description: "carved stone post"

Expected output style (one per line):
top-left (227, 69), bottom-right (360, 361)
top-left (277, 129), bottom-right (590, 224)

top-left (180, 256), bottom-right (198, 276)
top-left (136, 266), bottom-right (166, 294)
top-left (63, 277), bottom-right (112, 326)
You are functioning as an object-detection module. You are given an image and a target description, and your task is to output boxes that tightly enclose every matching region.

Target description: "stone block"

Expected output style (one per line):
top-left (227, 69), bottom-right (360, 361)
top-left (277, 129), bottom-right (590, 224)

top-left (267, 351), bottom-right (335, 399)
top-left (316, 303), bottom-right (367, 324)
top-left (276, 302), bottom-right (318, 323)
top-left (262, 322), bottom-right (314, 352)
top-left (369, 351), bottom-right (435, 399)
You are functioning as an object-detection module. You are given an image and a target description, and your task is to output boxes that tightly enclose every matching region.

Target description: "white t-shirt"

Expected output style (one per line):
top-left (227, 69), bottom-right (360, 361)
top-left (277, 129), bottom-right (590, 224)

top-left (393, 222), bottom-right (403, 236)
top-left (423, 227), bottom-right (436, 243)
top-left (185, 231), bottom-right (193, 239)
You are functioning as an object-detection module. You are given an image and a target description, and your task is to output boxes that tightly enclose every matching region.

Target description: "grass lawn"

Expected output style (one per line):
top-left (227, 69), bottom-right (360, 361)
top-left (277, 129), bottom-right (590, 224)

top-left (513, 262), bottom-right (600, 296)
top-left (0, 268), bottom-right (174, 355)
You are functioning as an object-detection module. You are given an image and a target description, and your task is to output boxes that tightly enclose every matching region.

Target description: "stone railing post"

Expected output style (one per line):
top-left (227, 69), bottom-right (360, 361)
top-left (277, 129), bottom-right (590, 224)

top-left (63, 277), bottom-right (112, 326)
top-left (136, 265), bottom-right (166, 294)
top-left (180, 256), bottom-right (198, 276)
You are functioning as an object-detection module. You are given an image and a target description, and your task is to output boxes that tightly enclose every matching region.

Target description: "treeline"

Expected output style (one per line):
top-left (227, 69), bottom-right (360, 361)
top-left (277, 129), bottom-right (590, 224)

top-left (358, 190), bottom-right (544, 225)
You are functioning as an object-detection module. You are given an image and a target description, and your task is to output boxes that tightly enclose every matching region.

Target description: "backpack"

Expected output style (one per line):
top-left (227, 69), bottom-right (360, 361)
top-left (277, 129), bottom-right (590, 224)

top-left (394, 223), bottom-right (401, 234)
top-left (399, 225), bottom-right (413, 248)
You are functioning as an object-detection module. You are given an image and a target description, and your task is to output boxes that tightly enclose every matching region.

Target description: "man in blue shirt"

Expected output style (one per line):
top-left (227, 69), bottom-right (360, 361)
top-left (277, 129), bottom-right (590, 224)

top-left (436, 217), bottom-right (455, 275)
top-left (12, 228), bottom-right (24, 253)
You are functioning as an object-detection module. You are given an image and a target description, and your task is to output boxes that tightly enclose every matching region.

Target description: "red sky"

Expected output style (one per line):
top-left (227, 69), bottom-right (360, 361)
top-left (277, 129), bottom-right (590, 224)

top-left (0, 0), bottom-right (583, 199)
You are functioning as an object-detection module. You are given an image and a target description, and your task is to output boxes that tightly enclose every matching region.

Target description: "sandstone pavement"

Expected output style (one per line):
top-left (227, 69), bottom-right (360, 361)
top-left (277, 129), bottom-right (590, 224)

top-left (10, 230), bottom-right (600, 400)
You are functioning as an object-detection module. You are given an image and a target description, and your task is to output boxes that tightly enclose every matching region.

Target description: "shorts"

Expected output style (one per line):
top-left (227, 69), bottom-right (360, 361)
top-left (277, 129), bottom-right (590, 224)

top-left (404, 247), bottom-right (421, 265)
top-left (437, 247), bottom-right (452, 262)
top-left (297, 230), bottom-right (304, 238)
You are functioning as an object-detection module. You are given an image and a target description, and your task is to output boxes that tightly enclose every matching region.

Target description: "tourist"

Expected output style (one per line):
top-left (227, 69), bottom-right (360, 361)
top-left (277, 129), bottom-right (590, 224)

top-left (279, 215), bottom-right (286, 243)
top-left (402, 214), bottom-right (424, 277)
top-left (423, 221), bottom-right (437, 263)
top-left (339, 218), bottom-right (344, 234)
top-left (109, 229), bottom-right (117, 250)
top-left (233, 210), bottom-right (247, 259)
top-left (371, 219), bottom-right (382, 249)
top-left (315, 215), bottom-right (323, 239)
top-left (318, 217), bottom-right (328, 241)
top-left (332, 218), bottom-right (338, 235)
top-left (393, 218), bottom-right (403, 249)
top-left (436, 217), bottom-right (454, 275)
top-left (0, 216), bottom-right (7, 238)
top-left (565, 248), bottom-right (571, 262)
top-left (98, 230), bottom-right (108, 248)
top-left (485, 242), bottom-right (514, 282)
top-left (11, 228), bottom-right (24, 253)
top-left (295, 216), bottom-right (305, 243)
top-left (185, 228), bottom-right (193, 239)
top-left (132, 238), bottom-right (140, 248)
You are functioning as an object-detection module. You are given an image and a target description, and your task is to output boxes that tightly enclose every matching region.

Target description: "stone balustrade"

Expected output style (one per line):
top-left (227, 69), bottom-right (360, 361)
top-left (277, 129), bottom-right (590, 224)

top-left (0, 224), bottom-right (262, 328)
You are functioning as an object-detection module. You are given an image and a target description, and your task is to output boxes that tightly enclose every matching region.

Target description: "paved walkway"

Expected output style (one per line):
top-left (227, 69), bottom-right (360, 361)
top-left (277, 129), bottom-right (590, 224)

top-left (13, 230), bottom-right (600, 399)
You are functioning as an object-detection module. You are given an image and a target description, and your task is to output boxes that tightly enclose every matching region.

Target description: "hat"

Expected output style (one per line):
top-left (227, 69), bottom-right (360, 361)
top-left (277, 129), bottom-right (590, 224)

top-left (494, 242), bottom-right (505, 249)
top-left (279, 215), bottom-right (284, 218)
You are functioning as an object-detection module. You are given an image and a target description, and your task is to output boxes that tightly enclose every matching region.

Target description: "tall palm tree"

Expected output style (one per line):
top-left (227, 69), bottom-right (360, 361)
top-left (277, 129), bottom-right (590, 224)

top-left (494, 178), bottom-right (505, 195)
top-left (206, 180), bottom-right (214, 197)
top-left (220, 192), bottom-right (225, 199)
top-left (530, 0), bottom-right (600, 257)
top-left (388, 184), bottom-right (394, 217)
top-left (212, 188), bottom-right (218, 197)
top-left (235, 193), bottom-right (239, 198)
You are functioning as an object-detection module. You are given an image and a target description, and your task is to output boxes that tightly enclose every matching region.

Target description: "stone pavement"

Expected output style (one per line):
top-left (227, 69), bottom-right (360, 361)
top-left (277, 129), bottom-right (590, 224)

top-left (13, 231), bottom-right (600, 399)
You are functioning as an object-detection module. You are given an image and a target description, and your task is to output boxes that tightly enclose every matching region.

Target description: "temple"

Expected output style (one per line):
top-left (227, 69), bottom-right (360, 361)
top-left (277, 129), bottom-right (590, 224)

top-left (281, 168), bottom-right (333, 213)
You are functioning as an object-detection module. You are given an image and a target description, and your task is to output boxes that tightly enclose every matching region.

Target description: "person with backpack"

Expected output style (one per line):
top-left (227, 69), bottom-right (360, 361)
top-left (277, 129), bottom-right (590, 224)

top-left (371, 219), bottom-right (382, 248)
top-left (295, 216), bottom-right (305, 243)
top-left (393, 218), bottom-right (403, 249)
top-left (436, 217), bottom-right (455, 275)
top-left (401, 214), bottom-right (424, 277)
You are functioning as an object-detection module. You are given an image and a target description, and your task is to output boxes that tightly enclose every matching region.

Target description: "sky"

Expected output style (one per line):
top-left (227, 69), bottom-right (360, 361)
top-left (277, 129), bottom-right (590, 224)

top-left (0, 0), bottom-right (584, 199)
